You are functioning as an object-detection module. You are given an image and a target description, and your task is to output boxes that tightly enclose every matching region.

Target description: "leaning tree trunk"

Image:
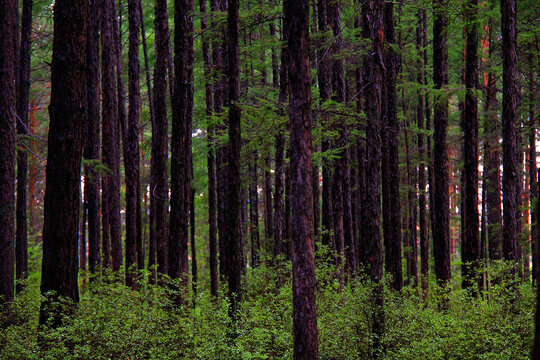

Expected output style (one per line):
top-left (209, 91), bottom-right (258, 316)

top-left (285, 0), bottom-right (319, 357)
top-left (39, 0), bottom-right (86, 326)
top-left (0, 0), bottom-right (18, 311)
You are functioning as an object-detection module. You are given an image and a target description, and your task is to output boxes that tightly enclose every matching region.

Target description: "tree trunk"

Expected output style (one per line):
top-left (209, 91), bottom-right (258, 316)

top-left (85, 0), bottom-right (101, 277)
top-left (169, 0), bottom-right (193, 300)
top-left (462, 0), bottom-right (480, 291)
top-left (381, 2), bottom-right (402, 290)
top-left (501, 0), bottom-right (519, 262)
top-left (529, 73), bottom-right (536, 283)
top-left (125, 0), bottom-right (142, 288)
top-left (152, 0), bottom-right (171, 277)
top-left (249, 152), bottom-right (260, 268)
top-left (432, 0), bottom-right (452, 288)
top-left (285, 0), bottom-right (319, 357)
top-left (225, 0), bottom-right (244, 316)
top-left (39, 0), bottom-right (86, 326)
top-left (0, 0), bottom-right (17, 311)
top-left (15, 0), bottom-right (32, 292)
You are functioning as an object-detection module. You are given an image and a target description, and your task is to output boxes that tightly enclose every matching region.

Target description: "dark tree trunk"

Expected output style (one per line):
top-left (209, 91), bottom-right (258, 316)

top-left (264, 154), bottom-right (273, 244)
top-left (152, 0), bottom-right (171, 277)
top-left (534, 181), bottom-right (540, 360)
top-left (101, 0), bottom-right (122, 272)
top-left (462, 0), bottom-right (480, 291)
top-left (483, 17), bottom-right (502, 261)
top-left (125, 0), bottom-right (142, 288)
top-left (381, 2), bottom-right (402, 290)
top-left (85, 0), bottom-right (101, 277)
top-left (529, 74), bottom-right (537, 283)
top-left (432, 0), bottom-right (452, 287)
top-left (317, 0), bottom-right (333, 251)
top-left (249, 153), bottom-right (260, 267)
top-left (15, 0), bottom-right (32, 292)
top-left (201, 0), bottom-right (218, 296)
top-left (169, 0), bottom-right (193, 299)
top-left (416, 9), bottom-right (428, 298)
top-left (0, 0), bottom-right (17, 310)
top-left (501, 0), bottom-right (519, 262)
top-left (39, 0), bottom-right (86, 325)
top-left (285, 0), bottom-right (319, 357)
top-left (225, 0), bottom-right (244, 316)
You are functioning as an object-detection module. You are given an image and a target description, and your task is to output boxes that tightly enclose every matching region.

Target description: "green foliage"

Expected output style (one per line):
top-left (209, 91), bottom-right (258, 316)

top-left (0, 259), bottom-right (534, 360)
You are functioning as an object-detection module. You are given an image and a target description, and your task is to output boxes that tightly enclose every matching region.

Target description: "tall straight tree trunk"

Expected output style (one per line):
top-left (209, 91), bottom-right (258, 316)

top-left (39, 0), bottom-right (86, 326)
top-left (317, 0), bottom-right (333, 251)
top-left (529, 74), bottom-right (537, 283)
top-left (462, 0), bottom-right (480, 291)
top-left (225, 0), bottom-right (244, 316)
top-left (125, 0), bottom-right (142, 287)
top-left (152, 0), bottom-right (171, 277)
top-left (264, 154), bottom-right (273, 244)
top-left (362, 0), bottom-right (385, 353)
top-left (85, 0), bottom-right (101, 277)
top-left (0, 0), bottom-right (17, 311)
top-left (101, 0), bottom-right (122, 272)
top-left (432, 0), bottom-right (452, 288)
top-left (169, 0), bottom-right (194, 298)
top-left (285, 0), bottom-right (319, 357)
top-left (15, 0), bottom-right (32, 292)
top-left (501, 0), bottom-right (519, 262)
top-left (416, 9), bottom-right (428, 298)
top-left (201, 0), bottom-right (218, 296)
top-left (381, 2), bottom-right (402, 290)
top-left (483, 16), bottom-right (502, 261)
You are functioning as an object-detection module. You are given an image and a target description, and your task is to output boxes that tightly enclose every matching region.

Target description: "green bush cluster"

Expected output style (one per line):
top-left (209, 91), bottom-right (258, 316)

top-left (0, 260), bottom-right (534, 359)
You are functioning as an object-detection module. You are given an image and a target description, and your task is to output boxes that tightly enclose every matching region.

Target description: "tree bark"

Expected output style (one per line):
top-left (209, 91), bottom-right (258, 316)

top-left (125, 0), bottom-right (142, 287)
top-left (432, 0), bottom-right (452, 287)
top-left (462, 0), bottom-right (480, 291)
top-left (501, 0), bottom-right (519, 262)
top-left (0, 0), bottom-right (17, 311)
top-left (152, 0), bottom-right (171, 277)
top-left (285, 0), bottom-right (319, 357)
top-left (169, 0), bottom-right (194, 299)
top-left (249, 153), bottom-right (260, 267)
top-left (381, 2), bottom-right (402, 290)
top-left (39, 0), bottom-right (86, 325)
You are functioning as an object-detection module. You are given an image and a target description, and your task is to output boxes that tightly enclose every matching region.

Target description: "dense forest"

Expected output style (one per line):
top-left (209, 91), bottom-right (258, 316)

top-left (0, 0), bottom-right (539, 358)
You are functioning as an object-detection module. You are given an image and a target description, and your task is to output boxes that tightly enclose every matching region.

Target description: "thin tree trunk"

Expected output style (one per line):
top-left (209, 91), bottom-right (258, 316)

top-left (249, 153), bottom-right (260, 267)
top-left (285, 0), bottom-right (319, 357)
top-left (529, 73), bottom-right (537, 283)
top-left (126, 0), bottom-right (142, 288)
top-left (39, 0), bottom-right (86, 326)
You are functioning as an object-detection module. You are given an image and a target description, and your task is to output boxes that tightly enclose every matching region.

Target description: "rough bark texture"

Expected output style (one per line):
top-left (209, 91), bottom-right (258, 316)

top-left (169, 0), bottom-right (194, 298)
top-left (501, 0), bottom-right (519, 262)
top-left (39, 0), bottom-right (86, 325)
top-left (101, 0), bottom-right (122, 272)
top-left (15, 0), bottom-right (32, 292)
top-left (285, 0), bottom-right (319, 357)
top-left (85, 0), bottom-right (101, 277)
top-left (432, 0), bottom-right (451, 286)
top-left (153, 0), bottom-right (171, 277)
top-left (126, 0), bottom-right (142, 287)
top-left (225, 0), bottom-right (244, 315)
top-left (381, 2), bottom-right (402, 290)
top-left (201, 0), bottom-right (218, 297)
top-left (0, 0), bottom-right (17, 309)
top-left (462, 0), bottom-right (480, 291)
